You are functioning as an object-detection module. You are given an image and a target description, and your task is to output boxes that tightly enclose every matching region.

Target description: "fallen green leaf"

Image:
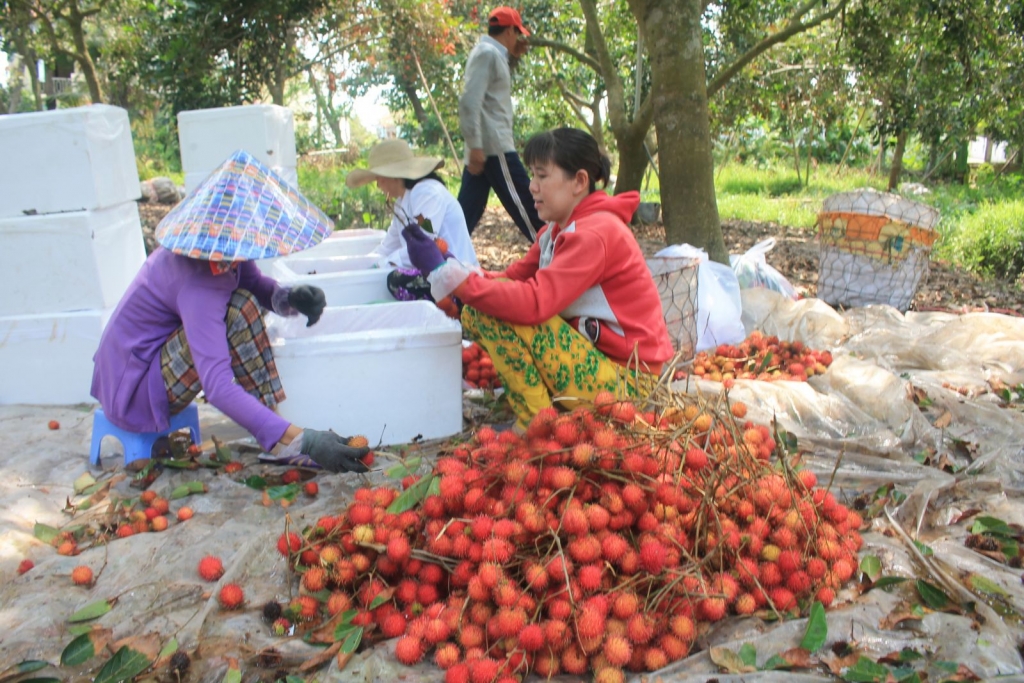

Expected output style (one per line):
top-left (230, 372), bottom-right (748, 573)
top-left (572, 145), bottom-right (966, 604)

top-left (341, 627), bottom-right (363, 654)
top-left (61, 630), bottom-right (112, 667)
top-left (0, 660), bottom-right (49, 683)
top-left (387, 475), bottom-right (435, 514)
top-left (158, 637), bottom-right (178, 659)
top-left (844, 656), bottom-right (891, 682)
top-left (68, 599), bottom-right (115, 623)
top-left (968, 574), bottom-right (1008, 596)
top-left (221, 663), bottom-right (242, 683)
top-left (971, 516), bottom-right (1014, 538)
top-left (913, 540), bottom-right (934, 557)
top-left (385, 457), bottom-right (422, 479)
top-left (33, 522), bottom-right (60, 544)
top-left (267, 483), bottom-right (300, 502)
top-left (739, 642), bottom-right (757, 667)
top-left (169, 481), bottom-right (207, 499)
top-left (242, 475), bottom-right (268, 490)
top-left (73, 473), bottom-right (97, 494)
top-left (92, 646), bottom-right (152, 683)
top-left (763, 654), bottom-right (789, 670)
top-left (709, 647), bottom-right (756, 674)
top-left (915, 579), bottom-right (951, 610)
top-left (800, 601), bottom-right (828, 652)
top-left (872, 576), bottom-right (909, 590)
top-left (860, 555), bottom-right (883, 582)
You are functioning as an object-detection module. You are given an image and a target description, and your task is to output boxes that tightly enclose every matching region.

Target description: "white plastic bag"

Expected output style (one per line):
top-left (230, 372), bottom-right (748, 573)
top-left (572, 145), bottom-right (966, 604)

top-left (729, 238), bottom-right (798, 299)
top-left (654, 244), bottom-right (745, 353)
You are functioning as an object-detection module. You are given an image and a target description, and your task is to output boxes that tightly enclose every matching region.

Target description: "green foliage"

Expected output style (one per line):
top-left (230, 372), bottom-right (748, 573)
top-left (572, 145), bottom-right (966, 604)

top-left (296, 156), bottom-right (391, 230)
top-left (938, 198), bottom-right (1024, 281)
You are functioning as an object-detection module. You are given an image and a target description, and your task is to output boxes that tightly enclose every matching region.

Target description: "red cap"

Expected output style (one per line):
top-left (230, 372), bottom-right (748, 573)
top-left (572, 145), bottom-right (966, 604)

top-left (488, 6), bottom-right (530, 36)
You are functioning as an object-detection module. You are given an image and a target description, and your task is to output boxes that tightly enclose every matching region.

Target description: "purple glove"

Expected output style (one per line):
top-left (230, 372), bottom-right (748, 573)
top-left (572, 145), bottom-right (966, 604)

top-left (402, 224), bottom-right (446, 274)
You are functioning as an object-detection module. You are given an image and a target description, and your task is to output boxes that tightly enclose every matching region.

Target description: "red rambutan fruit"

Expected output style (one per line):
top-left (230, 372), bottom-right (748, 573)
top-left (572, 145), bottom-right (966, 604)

top-left (625, 614), bottom-right (655, 644)
top-left (768, 587), bottom-right (797, 611)
top-left (218, 583), bottom-right (244, 609)
top-left (198, 555), bottom-right (225, 582)
top-left (395, 635), bottom-right (425, 665)
top-left (639, 539), bottom-right (667, 574)
top-left (277, 532), bottom-right (301, 557)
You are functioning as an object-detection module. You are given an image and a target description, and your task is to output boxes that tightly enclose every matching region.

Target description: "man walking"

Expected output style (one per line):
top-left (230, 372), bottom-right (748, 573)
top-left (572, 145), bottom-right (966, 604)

top-left (457, 6), bottom-right (545, 242)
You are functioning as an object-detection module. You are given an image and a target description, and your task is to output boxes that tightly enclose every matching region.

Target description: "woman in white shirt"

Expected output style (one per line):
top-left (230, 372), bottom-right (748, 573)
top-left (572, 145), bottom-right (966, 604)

top-left (346, 140), bottom-right (478, 306)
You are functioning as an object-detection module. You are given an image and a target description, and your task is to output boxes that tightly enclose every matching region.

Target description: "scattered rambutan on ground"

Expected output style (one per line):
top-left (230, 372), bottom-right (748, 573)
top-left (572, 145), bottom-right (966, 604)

top-left (282, 469), bottom-right (302, 484)
top-left (198, 556), bottom-right (225, 581)
top-left (177, 507), bottom-right (194, 522)
top-left (17, 559), bottom-right (33, 575)
top-left (71, 565), bottom-right (93, 586)
top-left (218, 583), bottom-right (245, 609)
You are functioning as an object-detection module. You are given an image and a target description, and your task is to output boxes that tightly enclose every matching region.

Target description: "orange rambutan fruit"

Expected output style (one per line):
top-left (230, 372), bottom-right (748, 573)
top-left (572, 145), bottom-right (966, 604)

top-left (612, 591), bottom-right (640, 620)
top-left (601, 533), bottom-right (629, 563)
top-left (625, 614), bottom-right (655, 644)
top-left (567, 534), bottom-right (603, 564)
top-left (603, 634), bottom-right (633, 667)
top-left (643, 646), bottom-right (669, 672)
top-left (698, 597), bottom-right (727, 621)
top-left (735, 593), bottom-right (757, 615)
top-left (302, 566), bottom-right (328, 593)
top-left (71, 565), bottom-right (93, 586)
top-left (668, 614), bottom-right (695, 640)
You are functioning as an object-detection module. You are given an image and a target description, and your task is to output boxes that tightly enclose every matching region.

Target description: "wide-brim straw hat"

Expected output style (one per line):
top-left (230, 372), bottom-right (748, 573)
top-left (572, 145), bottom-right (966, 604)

top-left (155, 150), bottom-right (333, 262)
top-left (346, 139), bottom-right (444, 188)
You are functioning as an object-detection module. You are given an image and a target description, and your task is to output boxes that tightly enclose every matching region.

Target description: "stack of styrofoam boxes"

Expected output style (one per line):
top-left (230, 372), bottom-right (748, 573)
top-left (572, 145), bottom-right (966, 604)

top-left (178, 104), bottom-right (298, 194)
top-left (0, 105), bottom-right (146, 404)
top-left (269, 302), bottom-right (464, 446)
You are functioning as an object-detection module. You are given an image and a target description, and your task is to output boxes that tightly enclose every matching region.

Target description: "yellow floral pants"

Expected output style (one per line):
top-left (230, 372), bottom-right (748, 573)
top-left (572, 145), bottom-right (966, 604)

top-left (461, 307), bottom-right (658, 428)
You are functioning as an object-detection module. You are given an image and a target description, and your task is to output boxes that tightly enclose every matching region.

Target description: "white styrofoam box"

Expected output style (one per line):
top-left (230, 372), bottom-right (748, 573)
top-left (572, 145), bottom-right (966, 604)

top-left (255, 229), bottom-right (386, 277)
top-left (269, 302), bottom-right (463, 445)
top-left (0, 202), bottom-right (146, 316)
top-left (184, 165), bottom-right (299, 195)
top-left (274, 255), bottom-right (392, 307)
top-left (0, 309), bottom-right (110, 405)
top-left (178, 104), bottom-right (297, 174)
top-left (0, 105), bottom-right (140, 219)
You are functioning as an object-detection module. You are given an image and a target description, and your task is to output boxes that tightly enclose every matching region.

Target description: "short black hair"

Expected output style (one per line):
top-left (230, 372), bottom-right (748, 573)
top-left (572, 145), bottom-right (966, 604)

top-left (523, 127), bottom-right (612, 192)
top-left (403, 171), bottom-right (444, 190)
top-left (488, 23), bottom-right (511, 37)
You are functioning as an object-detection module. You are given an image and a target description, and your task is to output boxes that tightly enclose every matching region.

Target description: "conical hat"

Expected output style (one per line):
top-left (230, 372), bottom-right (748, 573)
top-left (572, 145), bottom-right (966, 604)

top-left (155, 150), bottom-right (333, 261)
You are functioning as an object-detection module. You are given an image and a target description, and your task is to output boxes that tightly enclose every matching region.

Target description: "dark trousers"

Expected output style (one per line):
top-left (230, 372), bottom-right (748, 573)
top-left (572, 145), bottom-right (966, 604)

top-left (458, 151), bottom-right (545, 243)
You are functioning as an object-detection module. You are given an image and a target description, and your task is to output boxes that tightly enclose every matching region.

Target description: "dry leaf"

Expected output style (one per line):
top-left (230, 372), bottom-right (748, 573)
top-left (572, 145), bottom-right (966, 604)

top-left (336, 650), bottom-right (355, 672)
top-left (823, 651), bottom-right (862, 676)
top-left (779, 648), bottom-right (815, 669)
top-left (111, 632), bottom-right (162, 660)
top-left (879, 608), bottom-right (924, 630)
top-left (298, 641), bottom-right (341, 672)
top-left (933, 410), bottom-right (952, 429)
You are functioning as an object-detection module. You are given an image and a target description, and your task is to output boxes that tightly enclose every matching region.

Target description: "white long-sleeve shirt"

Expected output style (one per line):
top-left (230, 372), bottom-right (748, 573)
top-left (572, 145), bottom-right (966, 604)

top-left (371, 178), bottom-right (479, 269)
top-left (458, 36), bottom-right (515, 161)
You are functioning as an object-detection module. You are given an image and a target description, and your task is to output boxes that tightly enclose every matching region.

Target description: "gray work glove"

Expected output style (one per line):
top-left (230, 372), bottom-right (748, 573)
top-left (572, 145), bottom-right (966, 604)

top-left (287, 285), bottom-right (327, 327)
top-left (300, 429), bottom-right (370, 473)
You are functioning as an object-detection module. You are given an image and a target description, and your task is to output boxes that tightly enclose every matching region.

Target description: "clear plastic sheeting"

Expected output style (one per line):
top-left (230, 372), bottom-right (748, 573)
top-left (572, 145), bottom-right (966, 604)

top-left (2, 287), bottom-right (1024, 682)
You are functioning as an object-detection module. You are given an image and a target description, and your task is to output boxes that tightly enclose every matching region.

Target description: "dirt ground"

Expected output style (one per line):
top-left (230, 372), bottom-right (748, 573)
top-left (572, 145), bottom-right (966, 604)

top-left (139, 203), bottom-right (1024, 316)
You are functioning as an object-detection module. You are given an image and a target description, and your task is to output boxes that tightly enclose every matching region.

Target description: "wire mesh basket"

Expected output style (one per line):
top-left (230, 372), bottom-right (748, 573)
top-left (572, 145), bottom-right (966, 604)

top-left (816, 188), bottom-right (940, 312)
top-left (647, 256), bottom-right (699, 361)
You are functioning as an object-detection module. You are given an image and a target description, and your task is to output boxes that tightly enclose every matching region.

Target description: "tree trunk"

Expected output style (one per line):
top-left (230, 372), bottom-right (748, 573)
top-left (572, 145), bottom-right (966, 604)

top-left (887, 128), bottom-right (907, 191)
top-left (628, 0), bottom-right (727, 262)
top-left (67, 5), bottom-right (104, 103)
top-left (613, 129), bottom-right (650, 195)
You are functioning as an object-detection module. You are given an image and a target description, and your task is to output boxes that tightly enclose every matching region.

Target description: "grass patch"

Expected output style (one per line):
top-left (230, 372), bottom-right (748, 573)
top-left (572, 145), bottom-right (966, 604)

top-left (937, 199), bottom-right (1024, 281)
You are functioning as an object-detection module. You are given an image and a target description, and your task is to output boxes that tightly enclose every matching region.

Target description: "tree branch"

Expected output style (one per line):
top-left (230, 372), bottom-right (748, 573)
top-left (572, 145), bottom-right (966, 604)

top-left (707, 0), bottom-right (845, 98)
top-left (528, 36), bottom-right (601, 73)
top-left (543, 48), bottom-right (594, 131)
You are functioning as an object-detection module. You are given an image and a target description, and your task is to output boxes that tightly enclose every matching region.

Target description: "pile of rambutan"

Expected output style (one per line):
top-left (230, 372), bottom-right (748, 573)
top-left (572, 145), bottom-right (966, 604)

top-left (462, 342), bottom-right (501, 390)
top-left (271, 390), bottom-right (862, 682)
top-left (676, 330), bottom-right (834, 383)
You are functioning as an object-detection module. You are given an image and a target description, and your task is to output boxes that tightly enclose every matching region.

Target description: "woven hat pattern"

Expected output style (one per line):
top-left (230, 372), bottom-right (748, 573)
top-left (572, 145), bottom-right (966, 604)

top-left (156, 150), bottom-right (333, 261)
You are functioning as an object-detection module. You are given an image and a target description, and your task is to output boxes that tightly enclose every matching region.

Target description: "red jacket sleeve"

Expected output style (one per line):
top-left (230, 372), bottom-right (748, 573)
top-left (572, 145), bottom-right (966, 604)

top-left (455, 230), bottom-right (606, 325)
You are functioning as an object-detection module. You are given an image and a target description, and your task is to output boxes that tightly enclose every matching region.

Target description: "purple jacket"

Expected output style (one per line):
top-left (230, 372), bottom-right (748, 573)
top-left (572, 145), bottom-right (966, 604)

top-left (91, 248), bottom-right (291, 451)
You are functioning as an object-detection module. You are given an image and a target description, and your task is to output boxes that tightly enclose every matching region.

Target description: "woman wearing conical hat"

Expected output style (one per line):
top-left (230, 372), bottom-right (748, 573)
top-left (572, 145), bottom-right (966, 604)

top-left (91, 151), bottom-right (370, 473)
top-left (347, 139), bottom-right (477, 310)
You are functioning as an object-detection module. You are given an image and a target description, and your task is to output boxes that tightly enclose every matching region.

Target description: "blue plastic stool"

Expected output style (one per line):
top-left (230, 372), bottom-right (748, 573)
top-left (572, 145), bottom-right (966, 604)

top-left (89, 405), bottom-right (202, 466)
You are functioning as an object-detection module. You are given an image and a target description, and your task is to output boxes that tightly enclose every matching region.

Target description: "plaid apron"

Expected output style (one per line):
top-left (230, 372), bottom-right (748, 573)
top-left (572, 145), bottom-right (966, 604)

top-left (461, 306), bottom-right (658, 428)
top-left (161, 289), bottom-right (286, 413)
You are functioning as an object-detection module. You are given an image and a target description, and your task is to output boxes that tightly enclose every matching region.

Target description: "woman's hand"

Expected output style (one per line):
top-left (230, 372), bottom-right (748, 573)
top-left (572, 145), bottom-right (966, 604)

top-left (402, 225), bottom-right (446, 274)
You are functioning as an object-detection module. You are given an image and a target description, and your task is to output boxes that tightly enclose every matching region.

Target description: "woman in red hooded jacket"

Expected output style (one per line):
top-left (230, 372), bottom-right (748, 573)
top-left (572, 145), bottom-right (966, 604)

top-left (404, 127), bottom-right (673, 429)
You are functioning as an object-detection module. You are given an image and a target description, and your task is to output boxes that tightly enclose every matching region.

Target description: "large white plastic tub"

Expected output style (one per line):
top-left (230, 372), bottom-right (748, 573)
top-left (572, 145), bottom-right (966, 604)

top-left (0, 105), bottom-right (140, 219)
top-left (0, 202), bottom-right (146, 316)
top-left (0, 309), bottom-right (111, 405)
top-left (269, 303), bottom-right (463, 445)
top-left (275, 255), bottom-right (392, 307)
top-left (288, 229), bottom-right (385, 260)
top-left (178, 105), bottom-right (297, 175)
top-left (255, 230), bottom-right (386, 279)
